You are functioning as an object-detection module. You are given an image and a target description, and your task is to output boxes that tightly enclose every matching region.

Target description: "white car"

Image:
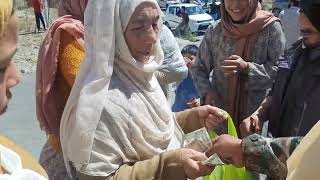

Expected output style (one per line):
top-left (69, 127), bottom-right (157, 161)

top-left (157, 0), bottom-right (180, 10)
top-left (163, 4), bottom-right (214, 33)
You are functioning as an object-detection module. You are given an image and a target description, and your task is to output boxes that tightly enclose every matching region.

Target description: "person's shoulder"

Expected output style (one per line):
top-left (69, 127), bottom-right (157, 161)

top-left (209, 20), bottom-right (222, 31)
top-left (160, 26), bottom-right (175, 44)
top-left (267, 20), bottom-right (282, 31)
top-left (205, 20), bottom-right (222, 38)
top-left (278, 39), bottom-right (303, 69)
top-left (263, 20), bottom-right (283, 37)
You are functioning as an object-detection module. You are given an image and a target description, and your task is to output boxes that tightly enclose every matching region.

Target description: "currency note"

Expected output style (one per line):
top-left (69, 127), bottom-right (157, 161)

top-left (202, 153), bottom-right (226, 166)
top-left (182, 127), bottom-right (212, 152)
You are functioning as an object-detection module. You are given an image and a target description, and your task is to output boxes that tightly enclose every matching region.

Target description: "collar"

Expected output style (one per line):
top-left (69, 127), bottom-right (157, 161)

top-left (309, 45), bottom-right (320, 62)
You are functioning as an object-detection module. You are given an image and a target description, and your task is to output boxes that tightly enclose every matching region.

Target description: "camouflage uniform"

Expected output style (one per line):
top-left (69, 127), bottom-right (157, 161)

top-left (242, 134), bottom-right (302, 180)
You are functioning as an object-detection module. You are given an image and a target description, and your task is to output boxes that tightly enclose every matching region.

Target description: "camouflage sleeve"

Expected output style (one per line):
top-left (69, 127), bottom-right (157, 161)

top-left (242, 134), bottom-right (302, 179)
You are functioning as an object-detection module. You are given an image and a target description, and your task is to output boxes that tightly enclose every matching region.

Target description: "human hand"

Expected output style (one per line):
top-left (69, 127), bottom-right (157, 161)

top-left (240, 115), bottom-right (262, 138)
top-left (178, 148), bottom-right (214, 179)
top-left (187, 98), bottom-right (201, 108)
top-left (195, 105), bottom-right (228, 129)
top-left (221, 55), bottom-right (249, 75)
top-left (184, 55), bottom-right (196, 68)
top-left (205, 134), bottom-right (244, 167)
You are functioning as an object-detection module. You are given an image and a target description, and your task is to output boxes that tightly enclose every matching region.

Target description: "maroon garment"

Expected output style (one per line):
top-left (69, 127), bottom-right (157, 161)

top-left (32, 0), bottom-right (43, 13)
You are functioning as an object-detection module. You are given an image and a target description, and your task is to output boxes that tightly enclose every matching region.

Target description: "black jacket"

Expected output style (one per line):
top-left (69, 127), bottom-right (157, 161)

top-left (268, 40), bottom-right (320, 137)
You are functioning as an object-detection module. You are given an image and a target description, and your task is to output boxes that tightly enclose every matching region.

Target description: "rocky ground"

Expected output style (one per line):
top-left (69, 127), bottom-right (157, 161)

top-left (14, 5), bottom-right (58, 74)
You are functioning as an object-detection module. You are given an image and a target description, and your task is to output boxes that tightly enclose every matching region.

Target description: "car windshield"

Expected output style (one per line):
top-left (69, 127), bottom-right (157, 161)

top-left (199, 0), bottom-right (213, 3)
top-left (186, 6), bottom-right (205, 15)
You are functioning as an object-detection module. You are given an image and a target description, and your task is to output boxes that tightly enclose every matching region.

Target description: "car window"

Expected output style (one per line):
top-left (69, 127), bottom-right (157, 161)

top-left (176, 7), bottom-right (181, 17)
top-left (169, 7), bottom-right (175, 14)
top-left (186, 6), bottom-right (205, 15)
top-left (199, 0), bottom-right (212, 3)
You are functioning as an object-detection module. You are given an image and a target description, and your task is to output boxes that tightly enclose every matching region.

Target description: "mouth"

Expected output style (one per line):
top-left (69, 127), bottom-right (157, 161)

top-left (230, 8), bottom-right (242, 13)
top-left (137, 50), bottom-right (151, 56)
top-left (7, 91), bottom-right (12, 100)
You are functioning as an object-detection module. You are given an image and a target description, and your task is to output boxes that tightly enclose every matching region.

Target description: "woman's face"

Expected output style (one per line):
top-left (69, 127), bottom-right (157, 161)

top-left (0, 15), bottom-right (20, 115)
top-left (124, 2), bottom-right (160, 63)
top-left (224, 0), bottom-right (250, 23)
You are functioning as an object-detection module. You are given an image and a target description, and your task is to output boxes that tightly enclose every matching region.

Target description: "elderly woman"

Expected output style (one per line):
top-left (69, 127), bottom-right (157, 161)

top-left (35, 0), bottom-right (87, 179)
top-left (60, 0), bottom-right (228, 179)
top-left (191, 0), bottom-right (285, 132)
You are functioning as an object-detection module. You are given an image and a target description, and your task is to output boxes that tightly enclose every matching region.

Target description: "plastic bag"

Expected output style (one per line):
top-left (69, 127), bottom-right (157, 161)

top-left (203, 114), bottom-right (252, 180)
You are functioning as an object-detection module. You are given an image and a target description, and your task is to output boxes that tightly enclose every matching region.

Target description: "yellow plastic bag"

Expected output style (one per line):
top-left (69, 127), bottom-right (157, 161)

top-left (203, 114), bottom-right (252, 180)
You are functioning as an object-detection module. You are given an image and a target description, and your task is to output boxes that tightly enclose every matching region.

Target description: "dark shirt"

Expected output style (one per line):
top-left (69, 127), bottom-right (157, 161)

top-left (181, 12), bottom-right (189, 25)
top-left (268, 40), bottom-right (320, 137)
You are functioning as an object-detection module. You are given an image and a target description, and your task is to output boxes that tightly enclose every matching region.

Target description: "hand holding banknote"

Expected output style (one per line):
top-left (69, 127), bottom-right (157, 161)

top-left (205, 134), bottom-right (244, 167)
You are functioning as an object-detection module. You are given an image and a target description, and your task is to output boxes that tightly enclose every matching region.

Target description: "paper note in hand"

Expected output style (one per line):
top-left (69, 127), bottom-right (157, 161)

top-left (203, 153), bottom-right (226, 166)
top-left (183, 127), bottom-right (212, 152)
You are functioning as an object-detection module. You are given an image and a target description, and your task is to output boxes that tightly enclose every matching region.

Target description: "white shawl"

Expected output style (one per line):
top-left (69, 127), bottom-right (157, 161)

top-left (60, 0), bottom-right (183, 177)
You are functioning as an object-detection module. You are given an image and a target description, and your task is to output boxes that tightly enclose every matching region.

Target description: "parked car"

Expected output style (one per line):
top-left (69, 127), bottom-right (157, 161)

top-left (189, 0), bottom-right (214, 13)
top-left (157, 0), bottom-right (180, 10)
top-left (163, 3), bottom-right (214, 33)
top-left (272, 0), bottom-right (290, 16)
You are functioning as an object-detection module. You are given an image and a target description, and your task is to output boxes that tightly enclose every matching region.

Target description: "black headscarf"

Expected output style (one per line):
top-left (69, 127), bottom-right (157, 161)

top-left (300, 0), bottom-right (320, 31)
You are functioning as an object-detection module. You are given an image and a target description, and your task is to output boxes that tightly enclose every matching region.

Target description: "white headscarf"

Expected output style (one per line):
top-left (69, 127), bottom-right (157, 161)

top-left (60, 0), bottom-right (183, 177)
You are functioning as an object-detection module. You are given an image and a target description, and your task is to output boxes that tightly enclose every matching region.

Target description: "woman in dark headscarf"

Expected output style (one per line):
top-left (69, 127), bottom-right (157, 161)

top-left (35, 0), bottom-right (88, 179)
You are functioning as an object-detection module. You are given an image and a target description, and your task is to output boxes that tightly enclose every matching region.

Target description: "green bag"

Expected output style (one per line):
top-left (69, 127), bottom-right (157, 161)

top-left (203, 114), bottom-right (252, 180)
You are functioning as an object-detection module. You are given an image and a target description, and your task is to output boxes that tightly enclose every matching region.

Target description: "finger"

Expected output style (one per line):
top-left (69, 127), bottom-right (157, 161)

top-left (206, 107), bottom-right (226, 119)
top-left (239, 121), bottom-right (252, 137)
top-left (185, 158), bottom-right (201, 179)
top-left (221, 65), bottom-right (238, 72)
top-left (190, 151), bottom-right (208, 161)
top-left (205, 139), bottom-right (218, 157)
top-left (255, 123), bottom-right (261, 133)
top-left (228, 55), bottom-right (240, 60)
top-left (224, 60), bottom-right (239, 66)
top-left (205, 117), bottom-right (219, 129)
top-left (197, 162), bottom-right (214, 177)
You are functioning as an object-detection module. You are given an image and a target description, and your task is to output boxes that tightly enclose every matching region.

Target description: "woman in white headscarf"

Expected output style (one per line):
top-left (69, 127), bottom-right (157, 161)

top-left (60, 0), bottom-right (227, 179)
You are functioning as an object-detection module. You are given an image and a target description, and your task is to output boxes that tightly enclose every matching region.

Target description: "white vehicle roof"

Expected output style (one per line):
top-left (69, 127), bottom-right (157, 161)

top-left (168, 3), bottom-right (200, 8)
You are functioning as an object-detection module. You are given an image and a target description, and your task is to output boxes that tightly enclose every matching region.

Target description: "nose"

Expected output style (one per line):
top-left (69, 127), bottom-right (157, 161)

top-left (144, 26), bottom-right (158, 45)
top-left (6, 62), bottom-right (20, 89)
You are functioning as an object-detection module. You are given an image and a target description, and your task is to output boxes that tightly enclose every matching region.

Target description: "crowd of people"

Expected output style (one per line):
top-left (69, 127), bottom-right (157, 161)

top-left (0, 0), bottom-right (320, 179)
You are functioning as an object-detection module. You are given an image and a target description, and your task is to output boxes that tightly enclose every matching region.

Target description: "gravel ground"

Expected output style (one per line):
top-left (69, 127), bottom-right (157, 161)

top-left (14, 6), bottom-right (58, 75)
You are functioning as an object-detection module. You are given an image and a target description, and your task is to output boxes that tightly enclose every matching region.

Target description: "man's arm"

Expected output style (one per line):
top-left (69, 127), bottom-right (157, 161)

top-left (206, 134), bottom-right (302, 180)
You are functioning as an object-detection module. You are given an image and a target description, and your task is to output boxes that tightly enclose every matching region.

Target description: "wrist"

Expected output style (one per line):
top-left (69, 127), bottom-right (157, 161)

top-left (240, 62), bottom-right (250, 74)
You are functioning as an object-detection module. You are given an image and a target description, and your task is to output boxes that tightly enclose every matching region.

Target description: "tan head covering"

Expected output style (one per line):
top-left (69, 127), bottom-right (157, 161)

top-left (0, 0), bottom-right (13, 38)
top-left (287, 120), bottom-right (320, 180)
top-left (221, 0), bottom-right (279, 129)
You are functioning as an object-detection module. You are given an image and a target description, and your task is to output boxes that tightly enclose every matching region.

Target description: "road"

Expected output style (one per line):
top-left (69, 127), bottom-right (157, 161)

top-left (0, 73), bottom-right (46, 159)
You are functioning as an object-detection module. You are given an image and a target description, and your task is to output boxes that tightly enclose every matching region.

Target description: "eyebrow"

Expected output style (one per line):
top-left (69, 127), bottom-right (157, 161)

top-left (132, 15), bottom-right (160, 24)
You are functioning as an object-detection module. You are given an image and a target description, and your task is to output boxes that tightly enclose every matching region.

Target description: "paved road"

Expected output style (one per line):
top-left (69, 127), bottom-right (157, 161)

top-left (0, 73), bottom-right (46, 159)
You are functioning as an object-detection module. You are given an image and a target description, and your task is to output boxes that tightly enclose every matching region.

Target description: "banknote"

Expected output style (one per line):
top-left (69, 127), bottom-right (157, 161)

top-left (202, 153), bottom-right (226, 166)
top-left (182, 127), bottom-right (212, 152)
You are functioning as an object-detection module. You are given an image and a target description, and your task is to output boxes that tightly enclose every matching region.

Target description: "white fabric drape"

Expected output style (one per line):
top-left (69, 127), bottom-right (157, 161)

top-left (60, 0), bottom-right (183, 177)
